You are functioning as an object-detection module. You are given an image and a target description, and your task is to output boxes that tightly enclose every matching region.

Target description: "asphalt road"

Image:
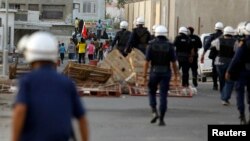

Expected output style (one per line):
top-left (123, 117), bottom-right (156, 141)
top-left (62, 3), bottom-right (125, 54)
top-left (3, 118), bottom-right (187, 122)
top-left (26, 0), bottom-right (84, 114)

top-left (0, 59), bottom-right (245, 141)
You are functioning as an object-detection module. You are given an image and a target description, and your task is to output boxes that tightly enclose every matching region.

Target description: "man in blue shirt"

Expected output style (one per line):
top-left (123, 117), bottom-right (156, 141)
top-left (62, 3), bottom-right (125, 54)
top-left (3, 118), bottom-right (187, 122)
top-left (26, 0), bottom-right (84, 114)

top-left (12, 32), bottom-right (89, 141)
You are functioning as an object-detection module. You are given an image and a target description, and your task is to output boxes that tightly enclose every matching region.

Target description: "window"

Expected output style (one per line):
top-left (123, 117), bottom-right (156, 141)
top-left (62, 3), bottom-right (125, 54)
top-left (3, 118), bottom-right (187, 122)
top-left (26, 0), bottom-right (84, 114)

top-left (41, 5), bottom-right (64, 19)
top-left (73, 3), bottom-right (80, 13)
top-left (9, 4), bottom-right (26, 10)
top-left (83, 2), bottom-right (96, 13)
top-left (28, 4), bottom-right (39, 11)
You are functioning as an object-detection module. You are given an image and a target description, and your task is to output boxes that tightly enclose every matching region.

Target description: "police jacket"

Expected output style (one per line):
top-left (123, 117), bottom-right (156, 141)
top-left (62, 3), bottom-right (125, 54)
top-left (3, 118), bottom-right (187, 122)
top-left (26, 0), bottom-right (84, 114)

top-left (212, 36), bottom-right (236, 65)
top-left (174, 33), bottom-right (192, 61)
top-left (128, 27), bottom-right (151, 48)
top-left (146, 36), bottom-right (177, 72)
top-left (111, 29), bottom-right (131, 50)
top-left (189, 34), bottom-right (202, 56)
top-left (204, 30), bottom-right (223, 52)
top-left (228, 36), bottom-right (250, 74)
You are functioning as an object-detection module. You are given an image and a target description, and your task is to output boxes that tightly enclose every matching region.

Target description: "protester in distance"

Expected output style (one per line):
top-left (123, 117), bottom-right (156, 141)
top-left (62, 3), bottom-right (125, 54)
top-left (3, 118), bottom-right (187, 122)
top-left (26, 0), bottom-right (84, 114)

top-left (77, 38), bottom-right (87, 64)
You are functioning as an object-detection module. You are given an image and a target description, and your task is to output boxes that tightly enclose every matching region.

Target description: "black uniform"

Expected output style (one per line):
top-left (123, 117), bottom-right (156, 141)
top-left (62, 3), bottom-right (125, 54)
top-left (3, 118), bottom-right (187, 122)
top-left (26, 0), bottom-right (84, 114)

top-left (189, 34), bottom-right (202, 87)
top-left (174, 33), bottom-right (193, 87)
top-left (204, 30), bottom-right (223, 90)
top-left (227, 35), bottom-right (250, 124)
top-left (126, 27), bottom-right (151, 54)
top-left (111, 29), bottom-right (131, 56)
top-left (146, 36), bottom-right (177, 126)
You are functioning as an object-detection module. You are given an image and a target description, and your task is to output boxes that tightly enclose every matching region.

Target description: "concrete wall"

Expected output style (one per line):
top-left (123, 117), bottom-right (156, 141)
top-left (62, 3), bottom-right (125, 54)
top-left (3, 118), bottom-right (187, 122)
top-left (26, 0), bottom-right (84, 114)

top-left (174, 0), bottom-right (250, 36)
top-left (125, 0), bottom-right (250, 40)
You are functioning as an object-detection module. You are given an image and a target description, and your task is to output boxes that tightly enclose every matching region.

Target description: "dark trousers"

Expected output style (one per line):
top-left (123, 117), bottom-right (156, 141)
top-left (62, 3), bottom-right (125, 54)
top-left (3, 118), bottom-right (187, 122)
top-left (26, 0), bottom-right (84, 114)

top-left (78, 53), bottom-right (85, 63)
top-left (98, 51), bottom-right (103, 61)
top-left (190, 56), bottom-right (198, 86)
top-left (216, 63), bottom-right (235, 101)
top-left (60, 53), bottom-right (64, 63)
top-left (148, 71), bottom-right (171, 120)
top-left (212, 59), bottom-right (218, 88)
top-left (236, 70), bottom-right (250, 115)
top-left (88, 54), bottom-right (94, 60)
top-left (179, 60), bottom-right (190, 87)
top-left (68, 53), bottom-right (75, 60)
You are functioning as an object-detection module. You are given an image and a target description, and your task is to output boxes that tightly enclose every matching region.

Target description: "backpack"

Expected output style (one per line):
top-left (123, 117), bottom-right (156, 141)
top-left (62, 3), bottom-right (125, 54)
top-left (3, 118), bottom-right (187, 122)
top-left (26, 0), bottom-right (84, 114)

top-left (134, 28), bottom-right (149, 44)
top-left (118, 31), bottom-right (130, 46)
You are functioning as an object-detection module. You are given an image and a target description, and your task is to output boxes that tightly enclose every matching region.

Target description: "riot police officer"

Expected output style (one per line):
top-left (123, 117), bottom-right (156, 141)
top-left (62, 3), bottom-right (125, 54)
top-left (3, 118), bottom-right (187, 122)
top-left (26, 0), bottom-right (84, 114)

top-left (143, 25), bottom-right (178, 126)
top-left (226, 23), bottom-right (250, 125)
top-left (126, 17), bottom-right (151, 54)
top-left (174, 27), bottom-right (193, 87)
top-left (211, 26), bottom-right (236, 105)
top-left (110, 21), bottom-right (131, 56)
top-left (187, 27), bottom-right (202, 87)
top-left (201, 22), bottom-right (224, 90)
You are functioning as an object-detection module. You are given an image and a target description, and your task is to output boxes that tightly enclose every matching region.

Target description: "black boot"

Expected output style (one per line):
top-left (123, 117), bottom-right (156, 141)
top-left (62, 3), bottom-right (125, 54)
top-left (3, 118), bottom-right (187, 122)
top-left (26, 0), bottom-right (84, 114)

top-left (158, 117), bottom-right (166, 126)
top-left (193, 78), bottom-right (198, 87)
top-left (150, 108), bottom-right (159, 124)
top-left (158, 113), bottom-right (166, 126)
top-left (239, 114), bottom-right (247, 125)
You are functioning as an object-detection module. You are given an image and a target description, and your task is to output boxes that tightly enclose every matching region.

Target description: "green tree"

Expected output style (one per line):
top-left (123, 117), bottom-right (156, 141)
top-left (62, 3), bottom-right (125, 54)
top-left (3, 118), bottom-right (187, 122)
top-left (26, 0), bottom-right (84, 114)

top-left (105, 0), bottom-right (127, 8)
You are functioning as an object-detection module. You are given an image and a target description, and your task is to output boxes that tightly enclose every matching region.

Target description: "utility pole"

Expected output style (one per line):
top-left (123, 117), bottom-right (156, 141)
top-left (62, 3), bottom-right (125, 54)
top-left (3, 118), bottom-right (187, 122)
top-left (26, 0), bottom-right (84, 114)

top-left (2, 0), bottom-right (8, 75)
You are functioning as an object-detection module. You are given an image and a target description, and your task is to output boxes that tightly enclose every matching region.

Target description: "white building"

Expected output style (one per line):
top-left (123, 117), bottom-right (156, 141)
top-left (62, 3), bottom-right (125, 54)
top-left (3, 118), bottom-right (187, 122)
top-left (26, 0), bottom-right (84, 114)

top-left (73, 0), bottom-right (105, 21)
top-left (0, 9), bottom-right (16, 51)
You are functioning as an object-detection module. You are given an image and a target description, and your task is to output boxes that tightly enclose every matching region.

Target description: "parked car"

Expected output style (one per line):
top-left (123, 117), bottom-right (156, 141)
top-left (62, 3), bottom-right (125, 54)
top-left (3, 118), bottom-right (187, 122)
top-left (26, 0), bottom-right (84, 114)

top-left (197, 33), bottom-right (213, 82)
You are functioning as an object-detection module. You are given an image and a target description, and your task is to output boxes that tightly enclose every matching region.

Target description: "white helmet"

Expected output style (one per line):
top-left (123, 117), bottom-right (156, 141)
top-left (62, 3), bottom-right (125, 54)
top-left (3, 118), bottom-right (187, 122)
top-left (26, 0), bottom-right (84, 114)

top-left (25, 32), bottom-right (58, 63)
top-left (136, 17), bottom-right (145, 25)
top-left (155, 25), bottom-right (168, 37)
top-left (152, 24), bottom-right (159, 33)
top-left (120, 21), bottom-right (128, 29)
top-left (244, 23), bottom-right (250, 35)
top-left (178, 27), bottom-right (188, 35)
top-left (237, 22), bottom-right (247, 35)
top-left (223, 26), bottom-right (235, 36)
top-left (215, 22), bottom-right (224, 30)
top-left (17, 35), bottom-right (29, 53)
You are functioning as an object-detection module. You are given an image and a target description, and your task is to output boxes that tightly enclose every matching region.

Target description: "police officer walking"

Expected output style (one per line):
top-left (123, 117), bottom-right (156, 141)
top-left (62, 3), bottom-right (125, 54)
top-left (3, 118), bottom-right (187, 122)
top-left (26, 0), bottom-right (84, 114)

top-left (210, 26), bottom-right (236, 105)
top-left (126, 17), bottom-right (151, 54)
top-left (143, 25), bottom-right (178, 126)
top-left (201, 22), bottom-right (224, 90)
top-left (110, 21), bottom-right (131, 56)
top-left (174, 27), bottom-right (193, 87)
top-left (187, 27), bottom-right (202, 87)
top-left (226, 23), bottom-right (250, 125)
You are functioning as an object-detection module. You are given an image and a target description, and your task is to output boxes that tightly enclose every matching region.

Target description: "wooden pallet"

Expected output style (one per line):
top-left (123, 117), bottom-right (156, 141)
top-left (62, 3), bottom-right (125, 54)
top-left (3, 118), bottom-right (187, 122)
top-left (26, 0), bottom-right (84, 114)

top-left (77, 83), bottom-right (121, 97)
top-left (128, 85), bottom-right (194, 97)
top-left (64, 62), bottom-right (112, 83)
top-left (99, 49), bottom-right (134, 84)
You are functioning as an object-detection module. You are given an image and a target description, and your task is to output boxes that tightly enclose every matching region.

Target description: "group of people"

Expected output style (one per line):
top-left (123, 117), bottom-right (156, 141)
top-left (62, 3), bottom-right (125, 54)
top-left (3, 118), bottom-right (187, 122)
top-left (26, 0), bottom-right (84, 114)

top-left (58, 37), bottom-right (111, 64)
top-left (11, 16), bottom-right (250, 141)
top-left (110, 17), bottom-right (250, 125)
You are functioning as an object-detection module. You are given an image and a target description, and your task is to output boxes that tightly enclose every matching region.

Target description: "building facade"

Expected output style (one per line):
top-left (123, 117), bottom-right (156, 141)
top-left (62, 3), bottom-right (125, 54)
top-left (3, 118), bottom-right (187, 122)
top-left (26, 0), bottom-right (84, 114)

top-left (125, 0), bottom-right (250, 40)
top-left (73, 0), bottom-right (105, 21)
top-left (1, 0), bottom-right (74, 45)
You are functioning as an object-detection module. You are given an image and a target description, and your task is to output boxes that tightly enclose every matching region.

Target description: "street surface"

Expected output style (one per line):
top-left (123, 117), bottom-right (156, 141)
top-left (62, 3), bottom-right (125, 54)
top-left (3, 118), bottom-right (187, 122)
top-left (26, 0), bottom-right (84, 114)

top-left (0, 59), bottom-right (244, 141)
